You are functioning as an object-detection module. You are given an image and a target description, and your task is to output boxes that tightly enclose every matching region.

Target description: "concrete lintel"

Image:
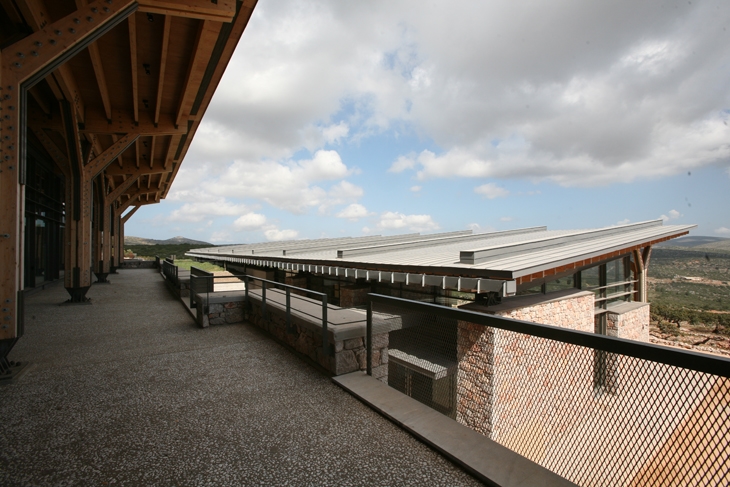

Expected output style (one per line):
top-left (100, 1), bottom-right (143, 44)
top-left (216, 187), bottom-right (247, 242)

top-left (333, 372), bottom-right (576, 487)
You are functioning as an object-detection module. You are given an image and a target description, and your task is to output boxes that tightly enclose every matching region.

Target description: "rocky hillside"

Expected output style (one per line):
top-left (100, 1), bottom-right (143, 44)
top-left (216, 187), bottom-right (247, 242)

top-left (125, 236), bottom-right (212, 246)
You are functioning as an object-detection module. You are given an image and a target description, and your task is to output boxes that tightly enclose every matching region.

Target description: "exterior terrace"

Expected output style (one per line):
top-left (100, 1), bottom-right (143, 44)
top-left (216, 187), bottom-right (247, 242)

top-left (1, 268), bottom-right (489, 486)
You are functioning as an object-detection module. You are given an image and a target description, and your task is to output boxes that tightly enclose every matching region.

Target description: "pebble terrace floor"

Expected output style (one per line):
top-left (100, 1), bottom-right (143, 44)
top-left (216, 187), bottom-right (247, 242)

top-left (0, 269), bottom-right (482, 487)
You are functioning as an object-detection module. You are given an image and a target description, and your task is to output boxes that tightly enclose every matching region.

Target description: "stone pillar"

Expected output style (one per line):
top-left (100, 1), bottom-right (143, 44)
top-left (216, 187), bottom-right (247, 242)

top-left (456, 320), bottom-right (494, 437)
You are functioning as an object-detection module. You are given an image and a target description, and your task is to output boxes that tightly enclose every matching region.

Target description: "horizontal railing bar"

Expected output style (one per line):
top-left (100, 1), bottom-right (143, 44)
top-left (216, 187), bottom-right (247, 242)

top-left (594, 291), bottom-right (635, 303)
top-left (582, 280), bottom-right (637, 292)
top-left (189, 273), bottom-right (325, 298)
top-left (368, 293), bottom-right (730, 378)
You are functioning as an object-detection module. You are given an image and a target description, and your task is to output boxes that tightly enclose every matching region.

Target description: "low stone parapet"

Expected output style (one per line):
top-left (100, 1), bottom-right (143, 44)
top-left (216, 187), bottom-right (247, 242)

top-left (195, 288), bottom-right (388, 376)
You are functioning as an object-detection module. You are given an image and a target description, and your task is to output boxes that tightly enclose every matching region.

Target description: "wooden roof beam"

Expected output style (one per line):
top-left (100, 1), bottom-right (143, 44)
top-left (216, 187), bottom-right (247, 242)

top-left (129, 13), bottom-right (139, 123)
top-left (84, 134), bottom-right (139, 180)
top-left (88, 42), bottom-right (112, 121)
top-left (13, 0), bottom-right (87, 121)
top-left (115, 194), bottom-right (139, 216)
top-left (81, 112), bottom-right (188, 135)
top-left (175, 20), bottom-right (222, 128)
top-left (138, 0), bottom-right (236, 22)
top-left (155, 15), bottom-right (171, 126)
top-left (163, 134), bottom-right (178, 170)
top-left (76, 0), bottom-right (112, 121)
top-left (105, 175), bottom-right (138, 205)
top-left (104, 162), bottom-right (171, 177)
top-left (121, 205), bottom-right (140, 224)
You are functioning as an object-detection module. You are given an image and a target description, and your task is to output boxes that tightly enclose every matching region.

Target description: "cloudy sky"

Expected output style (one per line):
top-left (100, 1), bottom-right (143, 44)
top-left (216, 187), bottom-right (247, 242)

top-left (128, 0), bottom-right (730, 244)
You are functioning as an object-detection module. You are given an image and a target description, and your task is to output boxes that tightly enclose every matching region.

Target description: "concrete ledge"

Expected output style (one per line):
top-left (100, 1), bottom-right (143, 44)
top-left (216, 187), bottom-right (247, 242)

top-left (464, 288), bottom-right (592, 315)
top-left (333, 372), bottom-right (576, 487)
top-left (606, 301), bottom-right (649, 314)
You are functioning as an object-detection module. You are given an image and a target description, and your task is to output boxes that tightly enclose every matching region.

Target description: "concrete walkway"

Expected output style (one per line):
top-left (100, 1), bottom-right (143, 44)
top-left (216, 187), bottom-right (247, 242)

top-left (0, 269), bottom-right (480, 486)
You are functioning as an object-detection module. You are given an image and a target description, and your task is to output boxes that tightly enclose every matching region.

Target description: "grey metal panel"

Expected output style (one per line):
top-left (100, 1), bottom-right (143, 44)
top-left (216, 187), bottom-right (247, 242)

top-left (460, 278), bottom-right (479, 290)
top-left (486, 224), bottom-right (696, 276)
top-left (478, 279), bottom-right (504, 293)
top-left (392, 272), bottom-right (407, 283)
top-left (338, 226), bottom-right (546, 258)
top-left (444, 276), bottom-right (459, 289)
top-left (424, 275), bottom-right (443, 287)
top-left (461, 220), bottom-right (664, 264)
top-left (407, 273), bottom-right (423, 286)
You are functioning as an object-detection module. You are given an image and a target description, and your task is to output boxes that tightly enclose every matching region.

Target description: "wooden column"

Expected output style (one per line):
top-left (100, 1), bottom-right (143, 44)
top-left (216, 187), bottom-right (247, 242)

top-left (631, 246), bottom-right (653, 303)
top-left (0, 0), bottom-right (138, 333)
top-left (111, 210), bottom-right (121, 274)
top-left (60, 99), bottom-right (93, 302)
top-left (92, 177), bottom-right (110, 283)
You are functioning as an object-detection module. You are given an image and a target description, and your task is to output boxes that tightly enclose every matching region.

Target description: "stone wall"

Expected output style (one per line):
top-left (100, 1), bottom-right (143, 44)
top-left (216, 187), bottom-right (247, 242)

top-left (339, 285), bottom-right (370, 308)
top-left (487, 290), bottom-right (595, 332)
top-left (456, 290), bottom-right (596, 446)
top-left (607, 302), bottom-right (650, 342)
top-left (196, 293), bottom-right (388, 376)
top-left (197, 300), bottom-right (245, 326)
top-left (120, 259), bottom-right (156, 269)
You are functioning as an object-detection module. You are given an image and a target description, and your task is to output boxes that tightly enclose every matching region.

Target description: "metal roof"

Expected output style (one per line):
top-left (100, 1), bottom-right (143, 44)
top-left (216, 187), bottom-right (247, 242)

top-left (187, 220), bottom-right (694, 292)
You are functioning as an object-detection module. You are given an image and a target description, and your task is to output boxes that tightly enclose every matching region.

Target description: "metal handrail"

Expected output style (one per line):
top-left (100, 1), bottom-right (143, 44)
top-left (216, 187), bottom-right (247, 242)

top-left (189, 273), bottom-right (331, 357)
top-left (365, 293), bottom-right (730, 378)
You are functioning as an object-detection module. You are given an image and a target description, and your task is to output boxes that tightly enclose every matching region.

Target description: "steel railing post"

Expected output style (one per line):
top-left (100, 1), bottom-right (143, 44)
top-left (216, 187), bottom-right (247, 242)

top-left (367, 295), bottom-right (373, 376)
top-left (262, 280), bottom-right (267, 320)
top-left (322, 293), bottom-right (329, 360)
top-left (286, 287), bottom-right (291, 332)
top-left (190, 275), bottom-right (195, 309)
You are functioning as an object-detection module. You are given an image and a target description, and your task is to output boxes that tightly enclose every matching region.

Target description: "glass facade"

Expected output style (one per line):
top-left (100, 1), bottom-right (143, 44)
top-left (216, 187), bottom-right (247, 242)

top-left (23, 141), bottom-right (65, 289)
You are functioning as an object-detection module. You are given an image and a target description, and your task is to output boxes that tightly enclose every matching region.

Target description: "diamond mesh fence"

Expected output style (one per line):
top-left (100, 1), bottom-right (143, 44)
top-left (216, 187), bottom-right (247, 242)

top-left (368, 295), bottom-right (730, 487)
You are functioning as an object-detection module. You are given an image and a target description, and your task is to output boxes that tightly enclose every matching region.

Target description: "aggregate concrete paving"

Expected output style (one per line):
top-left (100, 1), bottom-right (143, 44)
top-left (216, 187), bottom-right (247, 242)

top-left (0, 269), bottom-right (481, 486)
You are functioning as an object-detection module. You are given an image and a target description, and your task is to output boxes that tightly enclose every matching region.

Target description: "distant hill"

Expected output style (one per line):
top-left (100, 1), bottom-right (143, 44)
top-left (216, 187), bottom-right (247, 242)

top-left (125, 236), bottom-right (212, 246)
top-left (657, 236), bottom-right (728, 247)
top-left (657, 236), bottom-right (730, 254)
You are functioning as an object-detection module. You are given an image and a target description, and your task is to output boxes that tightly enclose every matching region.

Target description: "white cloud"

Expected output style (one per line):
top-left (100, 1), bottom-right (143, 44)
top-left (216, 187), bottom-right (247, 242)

top-left (210, 231), bottom-right (232, 243)
top-left (168, 198), bottom-right (252, 223)
top-left (233, 213), bottom-right (268, 231)
top-left (336, 203), bottom-right (371, 221)
top-left (322, 121), bottom-right (349, 145)
top-left (377, 211), bottom-right (439, 232)
top-left (264, 228), bottom-right (299, 241)
top-left (474, 183), bottom-right (510, 199)
top-left (467, 223), bottom-right (495, 233)
top-left (660, 209), bottom-right (682, 222)
top-left (188, 0), bottom-right (730, 187)
top-left (200, 150), bottom-right (359, 213)
top-left (616, 219), bottom-right (631, 225)
top-left (715, 227), bottom-right (730, 236)
top-left (500, 216), bottom-right (513, 222)
top-left (389, 155), bottom-right (417, 173)
top-left (410, 185), bottom-right (422, 192)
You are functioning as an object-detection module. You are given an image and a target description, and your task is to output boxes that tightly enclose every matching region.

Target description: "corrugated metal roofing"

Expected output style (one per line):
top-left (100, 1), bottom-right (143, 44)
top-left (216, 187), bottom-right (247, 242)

top-left (188, 220), bottom-right (694, 280)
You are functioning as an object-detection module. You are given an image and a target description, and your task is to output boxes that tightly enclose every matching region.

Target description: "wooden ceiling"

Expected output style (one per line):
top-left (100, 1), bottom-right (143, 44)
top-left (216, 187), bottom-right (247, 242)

top-left (0, 0), bottom-right (256, 209)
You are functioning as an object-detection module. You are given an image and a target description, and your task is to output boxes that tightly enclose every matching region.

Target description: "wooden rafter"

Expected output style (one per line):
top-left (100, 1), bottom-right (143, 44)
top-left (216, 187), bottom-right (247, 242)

top-left (149, 135), bottom-right (155, 168)
top-left (138, 0), bottom-right (235, 22)
top-left (88, 42), bottom-right (112, 121)
top-left (84, 134), bottom-right (139, 180)
top-left (155, 15), bottom-right (171, 125)
top-left (121, 205), bottom-right (140, 224)
top-left (175, 20), bottom-right (222, 128)
top-left (105, 175), bottom-right (138, 205)
top-left (129, 12), bottom-right (139, 123)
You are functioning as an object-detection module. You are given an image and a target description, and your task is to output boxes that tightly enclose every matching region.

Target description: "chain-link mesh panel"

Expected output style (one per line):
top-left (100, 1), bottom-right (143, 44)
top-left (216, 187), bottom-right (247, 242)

top-left (371, 299), bottom-right (730, 487)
